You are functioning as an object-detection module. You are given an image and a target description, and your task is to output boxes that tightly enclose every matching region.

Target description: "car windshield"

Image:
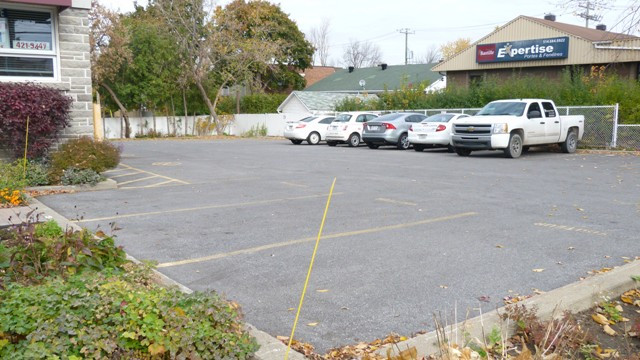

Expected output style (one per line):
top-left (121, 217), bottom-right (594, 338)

top-left (476, 102), bottom-right (526, 116)
top-left (422, 114), bottom-right (455, 123)
top-left (334, 114), bottom-right (353, 122)
top-left (373, 113), bottom-right (404, 122)
top-left (300, 117), bottom-right (317, 122)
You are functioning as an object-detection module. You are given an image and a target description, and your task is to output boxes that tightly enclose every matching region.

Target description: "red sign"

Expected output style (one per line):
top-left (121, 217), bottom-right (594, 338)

top-left (476, 44), bottom-right (497, 63)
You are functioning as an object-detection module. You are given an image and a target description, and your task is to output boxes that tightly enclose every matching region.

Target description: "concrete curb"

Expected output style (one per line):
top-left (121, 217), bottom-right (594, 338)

top-left (24, 196), bottom-right (306, 360)
top-left (26, 178), bottom-right (118, 193)
top-left (379, 260), bottom-right (640, 358)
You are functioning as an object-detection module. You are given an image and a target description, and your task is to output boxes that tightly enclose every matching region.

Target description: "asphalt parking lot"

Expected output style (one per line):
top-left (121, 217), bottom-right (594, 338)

top-left (39, 139), bottom-right (640, 352)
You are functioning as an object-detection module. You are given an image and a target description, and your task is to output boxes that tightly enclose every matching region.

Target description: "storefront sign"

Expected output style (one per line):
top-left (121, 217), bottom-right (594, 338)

top-left (12, 40), bottom-right (51, 51)
top-left (476, 37), bottom-right (569, 63)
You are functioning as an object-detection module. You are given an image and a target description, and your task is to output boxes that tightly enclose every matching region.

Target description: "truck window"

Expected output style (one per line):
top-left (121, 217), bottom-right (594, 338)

top-left (542, 102), bottom-right (557, 118)
top-left (527, 103), bottom-right (542, 119)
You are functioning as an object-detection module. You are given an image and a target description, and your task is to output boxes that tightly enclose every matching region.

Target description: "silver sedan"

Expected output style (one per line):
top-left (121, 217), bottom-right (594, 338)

top-left (362, 113), bottom-right (427, 150)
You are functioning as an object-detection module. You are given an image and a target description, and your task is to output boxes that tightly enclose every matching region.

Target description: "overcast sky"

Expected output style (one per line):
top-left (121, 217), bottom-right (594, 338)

top-left (103, 0), bottom-right (633, 66)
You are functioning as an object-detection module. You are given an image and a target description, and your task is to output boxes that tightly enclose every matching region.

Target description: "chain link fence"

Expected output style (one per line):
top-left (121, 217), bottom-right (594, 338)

top-left (349, 105), bottom-right (637, 149)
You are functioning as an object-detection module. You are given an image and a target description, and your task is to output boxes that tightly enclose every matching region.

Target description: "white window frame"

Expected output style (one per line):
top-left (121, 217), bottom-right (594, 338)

top-left (0, 1), bottom-right (60, 82)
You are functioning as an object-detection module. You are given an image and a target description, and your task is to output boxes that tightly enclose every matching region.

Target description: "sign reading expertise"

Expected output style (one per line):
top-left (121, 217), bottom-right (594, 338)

top-left (476, 37), bottom-right (569, 63)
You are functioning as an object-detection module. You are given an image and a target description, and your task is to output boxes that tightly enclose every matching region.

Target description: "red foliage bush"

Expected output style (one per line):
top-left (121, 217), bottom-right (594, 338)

top-left (0, 83), bottom-right (72, 158)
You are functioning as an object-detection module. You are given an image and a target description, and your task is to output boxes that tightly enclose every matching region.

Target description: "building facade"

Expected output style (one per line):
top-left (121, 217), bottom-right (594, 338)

top-left (433, 15), bottom-right (640, 87)
top-left (0, 0), bottom-right (93, 143)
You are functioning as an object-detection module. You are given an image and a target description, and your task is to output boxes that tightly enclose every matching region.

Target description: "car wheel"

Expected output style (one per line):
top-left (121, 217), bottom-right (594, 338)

top-left (561, 130), bottom-right (578, 153)
top-left (307, 132), bottom-right (321, 145)
top-left (413, 144), bottom-right (424, 152)
top-left (504, 133), bottom-right (523, 158)
top-left (290, 139), bottom-right (303, 145)
top-left (367, 143), bottom-right (379, 149)
top-left (327, 141), bottom-right (337, 147)
top-left (446, 144), bottom-right (455, 153)
top-left (347, 133), bottom-right (360, 147)
top-left (397, 133), bottom-right (410, 150)
top-left (455, 148), bottom-right (472, 156)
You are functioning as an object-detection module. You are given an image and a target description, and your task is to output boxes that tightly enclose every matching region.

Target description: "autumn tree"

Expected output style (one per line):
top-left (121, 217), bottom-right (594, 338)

top-left (154, 0), bottom-right (281, 134)
top-left (309, 18), bottom-right (331, 66)
top-left (342, 40), bottom-right (383, 68)
top-left (223, 0), bottom-right (314, 92)
top-left (89, 1), bottom-right (133, 137)
top-left (440, 38), bottom-right (471, 60)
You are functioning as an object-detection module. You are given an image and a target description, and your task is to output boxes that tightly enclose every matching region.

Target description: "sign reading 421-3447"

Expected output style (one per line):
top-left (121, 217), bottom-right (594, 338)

top-left (12, 40), bottom-right (51, 51)
top-left (476, 37), bottom-right (569, 63)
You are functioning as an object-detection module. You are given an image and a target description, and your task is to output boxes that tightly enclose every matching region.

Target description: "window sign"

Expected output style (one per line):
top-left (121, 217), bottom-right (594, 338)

top-left (476, 37), bottom-right (569, 63)
top-left (0, 18), bottom-right (8, 48)
top-left (12, 40), bottom-right (50, 50)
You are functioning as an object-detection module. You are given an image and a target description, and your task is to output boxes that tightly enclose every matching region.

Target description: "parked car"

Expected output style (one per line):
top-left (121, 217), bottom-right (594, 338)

top-left (450, 99), bottom-right (584, 158)
top-left (284, 115), bottom-right (336, 145)
top-left (325, 112), bottom-right (378, 147)
top-left (362, 113), bottom-right (426, 150)
top-left (408, 113), bottom-right (470, 152)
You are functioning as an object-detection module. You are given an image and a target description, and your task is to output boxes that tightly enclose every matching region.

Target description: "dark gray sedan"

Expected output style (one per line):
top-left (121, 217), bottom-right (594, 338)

top-left (362, 113), bottom-right (427, 150)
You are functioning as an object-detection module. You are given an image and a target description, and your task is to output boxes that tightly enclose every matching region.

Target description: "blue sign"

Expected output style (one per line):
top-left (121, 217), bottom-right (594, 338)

top-left (476, 37), bottom-right (569, 63)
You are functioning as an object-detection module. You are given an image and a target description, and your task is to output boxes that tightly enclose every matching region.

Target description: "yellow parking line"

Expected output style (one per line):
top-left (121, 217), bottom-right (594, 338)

top-left (375, 198), bottom-right (417, 206)
top-left (281, 181), bottom-right (308, 188)
top-left (109, 172), bottom-right (141, 179)
top-left (117, 175), bottom-right (158, 186)
top-left (157, 212), bottom-right (477, 268)
top-left (146, 180), bottom-right (176, 188)
top-left (73, 192), bottom-right (345, 223)
top-left (120, 163), bottom-right (190, 185)
top-left (534, 222), bottom-right (607, 236)
top-left (119, 180), bottom-right (177, 190)
top-left (103, 168), bottom-right (130, 173)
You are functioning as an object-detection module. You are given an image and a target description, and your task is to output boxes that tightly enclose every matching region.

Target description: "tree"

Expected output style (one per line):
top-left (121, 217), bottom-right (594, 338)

top-left (420, 44), bottom-right (441, 64)
top-left (89, 1), bottom-right (133, 137)
top-left (309, 18), bottom-right (331, 66)
top-left (154, 0), bottom-right (281, 134)
top-left (440, 38), bottom-right (471, 60)
top-left (342, 40), bottom-right (383, 68)
top-left (223, 0), bottom-right (314, 92)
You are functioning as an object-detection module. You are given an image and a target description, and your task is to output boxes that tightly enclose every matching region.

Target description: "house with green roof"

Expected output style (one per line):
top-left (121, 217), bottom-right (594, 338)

top-left (304, 63), bottom-right (442, 93)
top-left (277, 91), bottom-right (378, 114)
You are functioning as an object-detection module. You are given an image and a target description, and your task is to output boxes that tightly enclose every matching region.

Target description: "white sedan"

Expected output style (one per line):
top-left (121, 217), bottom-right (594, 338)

top-left (325, 112), bottom-right (378, 147)
top-left (284, 115), bottom-right (336, 145)
top-left (408, 113), bottom-right (470, 152)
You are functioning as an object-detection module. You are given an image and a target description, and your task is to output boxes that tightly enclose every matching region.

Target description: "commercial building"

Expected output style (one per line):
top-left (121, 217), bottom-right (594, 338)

top-left (433, 15), bottom-right (640, 87)
top-left (0, 0), bottom-right (94, 142)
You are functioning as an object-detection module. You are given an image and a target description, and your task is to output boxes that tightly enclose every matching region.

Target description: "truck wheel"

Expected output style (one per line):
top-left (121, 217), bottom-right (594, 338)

top-left (397, 133), bottom-right (410, 150)
top-left (347, 133), bottom-right (360, 147)
top-left (327, 141), bottom-right (337, 147)
top-left (561, 130), bottom-right (578, 153)
top-left (504, 133), bottom-right (523, 158)
top-left (455, 148), bottom-right (472, 157)
top-left (307, 132), bottom-right (320, 145)
top-left (414, 144), bottom-right (424, 152)
top-left (446, 144), bottom-right (454, 153)
top-left (290, 139), bottom-right (303, 145)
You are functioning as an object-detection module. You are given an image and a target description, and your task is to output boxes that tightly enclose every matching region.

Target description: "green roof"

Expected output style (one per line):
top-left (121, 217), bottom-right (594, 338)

top-left (304, 63), bottom-right (441, 92)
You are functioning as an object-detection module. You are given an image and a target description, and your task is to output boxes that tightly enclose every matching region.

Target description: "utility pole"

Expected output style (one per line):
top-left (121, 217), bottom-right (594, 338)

top-left (398, 28), bottom-right (415, 65)
top-left (577, 1), bottom-right (602, 28)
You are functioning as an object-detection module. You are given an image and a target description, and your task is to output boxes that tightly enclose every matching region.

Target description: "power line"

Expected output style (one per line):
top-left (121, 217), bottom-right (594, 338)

top-left (398, 28), bottom-right (415, 65)
top-left (578, 1), bottom-right (603, 27)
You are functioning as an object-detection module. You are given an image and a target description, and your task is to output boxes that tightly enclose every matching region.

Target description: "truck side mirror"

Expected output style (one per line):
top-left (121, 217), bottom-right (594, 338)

top-left (528, 110), bottom-right (542, 119)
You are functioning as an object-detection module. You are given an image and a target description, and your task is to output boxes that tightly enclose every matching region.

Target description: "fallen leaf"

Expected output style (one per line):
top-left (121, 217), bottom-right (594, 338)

top-left (532, 288), bottom-right (545, 295)
top-left (568, 246), bottom-right (575, 250)
top-left (615, 305), bottom-right (623, 312)
top-left (577, 208), bottom-right (585, 212)
top-left (340, 307), bottom-right (349, 310)
top-left (515, 340), bottom-right (533, 360)
top-left (307, 322), bottom-right (318, 327)
top-left (532, 268), bottom-right (545, 273)
top-left (439, 285), bottom-right (448, 289)
top-left (495, 244), bottom-right (504, 248)
top-left (603, 324), bottom-right (617, 336)
top-left (276, 336), bottom-right (289, 341)
top-left (592, 313), bottom-right (609, 325)
top-left (316, 289), bottom-right (329, 293)
top-left (477, 295), bottom-right (491, 303)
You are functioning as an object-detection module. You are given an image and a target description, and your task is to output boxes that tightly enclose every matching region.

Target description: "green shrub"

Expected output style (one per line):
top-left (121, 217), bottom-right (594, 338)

top-left (60, 167), bottom-right (103, 186)
top-left (0, 161), bottom-right (26, 207)
top-left (243, 123), bottom-right (268, 137)
top-left (23, 160), bottom-right (50, 186)
top-left (49, 137), bottom-right (120, 183)
top-left (0, 224), bottom-right (126, 286)
top-left (0, 264), bottom-right (258, 359)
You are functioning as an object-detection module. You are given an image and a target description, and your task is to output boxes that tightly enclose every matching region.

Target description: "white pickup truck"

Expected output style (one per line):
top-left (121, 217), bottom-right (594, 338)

top-left (450, 99), bottom-right (584, 158)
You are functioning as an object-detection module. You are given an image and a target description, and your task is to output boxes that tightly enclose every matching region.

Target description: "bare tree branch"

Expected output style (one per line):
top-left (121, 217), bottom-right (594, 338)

top-left (342, 39), bottom-right (383, 68)
top-left (308, 18), bottom-right (331, 66)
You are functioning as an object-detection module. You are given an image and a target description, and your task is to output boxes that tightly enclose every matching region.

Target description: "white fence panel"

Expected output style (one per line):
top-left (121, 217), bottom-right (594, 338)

top-left (103, 116), bottom-right (197, 139)
top-left (230, 113), bottom-right (309, 136)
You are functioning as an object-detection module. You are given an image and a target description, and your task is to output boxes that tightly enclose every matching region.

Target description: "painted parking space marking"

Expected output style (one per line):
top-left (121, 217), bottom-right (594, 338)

top-left (375, 198), bottom-right (417, 206)
top-left (120, 163), bottom-right (189, 184)
top-left (534, 222), bottom-right (607, 236)
top-left (152, 162), bottom-right (181, 166)
top-left (281, 181), bottom-right (308, 188)
top-left (109, 172), bottom-right (143, 179)
top-left (116, 175), bottom-right (159, 186)
top-left (156, 211), bottom-right (477, 268)
top-left (73, 192), bottom-right (345, 223)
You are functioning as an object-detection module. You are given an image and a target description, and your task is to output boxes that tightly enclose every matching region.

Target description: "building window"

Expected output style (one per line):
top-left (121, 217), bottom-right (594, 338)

top-left (0, 5), bottom-right (57, 80)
